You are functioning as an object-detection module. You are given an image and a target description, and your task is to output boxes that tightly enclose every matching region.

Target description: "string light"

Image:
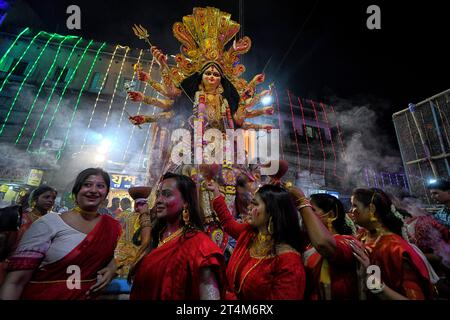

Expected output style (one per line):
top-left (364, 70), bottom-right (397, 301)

top-left (0, 27), bottom-right (30, 67)
top-left (273, 85), bottom-right (284, 159)
top-left (15, 36), bottom-right (72, 144)
top-left (0, 31), bottom-right (44, 96)
top-left (103, 46), bottom-right (130, 128)
top-left (0, 31), bottom-right (46, 136)
top-left (319, 102), bottom-right (338, 177)
top-left (310, 100), bottom-right (327, 176)
top-left (26, 37), bottom-right (83, 151)
top-left (137, 74), bottom-right (161, 167)
top-left (57, 42), bottom-right (105, 160)
top-left (287, 90), bottom-right (301, 172)
top-left (124, 54), bottom-right (155, 161)
top-left (117, 49), bottom-right (143, 128)
top-left (373, 170), bottom-right (379, 188)
top-left (388, 172), bottom-right (394, 185)
top-left (330, 105), bottom-right (345, 155)
top-left (298, 96), bottom-right (311, 172)
top-left (380, 172), bottom-right (386, 189)
top-left (79, 45), bottom-right (119, 151)
top-left (0, 33), bottom-right (57, 139)
top-left (38, 40), bottom-right (94, 153)
top-left (364, 168), bottom-right (370, 187)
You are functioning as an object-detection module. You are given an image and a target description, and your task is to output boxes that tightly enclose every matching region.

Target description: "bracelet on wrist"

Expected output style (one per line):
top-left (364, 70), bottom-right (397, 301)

top-left (298, 204), bottom-right (312, 211)
top-left (296, 197), bottom-right (311, 207)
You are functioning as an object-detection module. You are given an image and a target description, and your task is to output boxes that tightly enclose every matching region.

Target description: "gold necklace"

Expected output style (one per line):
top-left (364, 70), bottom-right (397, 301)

top-left (158, 227), bottom-right (183, 247)
top-left (362, 228), bottom-right (392, 251)
top-left (249, 232), bottom-right (273, 258)
top-left (73, 206), bottom-right (99, 216)
top-left (232, 234), bottom-right (272, 295)
top-left (28, 209), bottom-right (44, 222)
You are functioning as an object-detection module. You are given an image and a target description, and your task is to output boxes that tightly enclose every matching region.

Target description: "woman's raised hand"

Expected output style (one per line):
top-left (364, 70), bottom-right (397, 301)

top-left (284, 184), bottom-right (306, 203)
top-left (349, 240), bottom-right (371, 269)
top-left (205, 180), bottom-right (221, 197)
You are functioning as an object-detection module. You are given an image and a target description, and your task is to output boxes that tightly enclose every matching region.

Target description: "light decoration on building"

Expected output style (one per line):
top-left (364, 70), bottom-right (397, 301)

top-left (80, 45), bottom-right (120, 150)
top-left (310, 100), bottom-right (327, 176)
top-left (57, 42), bottom-right (106, 159)
top-left (38, 40), bottom-right (94, 153)
top-left (319, 102), bottom-right (338, 177)
top-left (26, 37), bottom-right (84, 151)
top-left (103, 45), bottom-right (130, 128)
top-left (16, 36), bottom-right (75, 144)
top-left (124, 55), bottom-right (156, 162)
top-left (0, 31), bottom-right (46, 136)
top-left (287, 89), bottom-right (301, 172)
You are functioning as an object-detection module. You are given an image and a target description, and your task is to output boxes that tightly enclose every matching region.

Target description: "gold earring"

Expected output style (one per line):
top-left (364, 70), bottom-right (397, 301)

top-left (182, 207), bottom-right (190, 225)
top-left (267, 216), bottom-right (274, 235)
top-left (327, 214), bottom-right (337, 231)
top-left (217, 84), bottom-right (224, 94)
top-left (368, 203), bottom-right (378, 223)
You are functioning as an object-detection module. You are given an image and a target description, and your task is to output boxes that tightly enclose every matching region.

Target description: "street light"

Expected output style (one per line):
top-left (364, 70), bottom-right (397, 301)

top-left (95, 154), bottom-right (106, 162)
top-left (97, 145), bottom-right (108, 154)
top-left (96, 138), bottom-right (112, 154)
top-left (101, 138), bottom-right (112, 147)
top-left (261, 96), bottom-right (273, 106)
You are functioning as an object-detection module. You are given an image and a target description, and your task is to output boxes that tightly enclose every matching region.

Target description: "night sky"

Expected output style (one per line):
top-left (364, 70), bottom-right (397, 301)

top-left (5, 0), bottom-right (450, 149)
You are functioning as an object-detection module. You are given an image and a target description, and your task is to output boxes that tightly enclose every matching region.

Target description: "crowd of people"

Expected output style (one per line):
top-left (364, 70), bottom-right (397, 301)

top-left (0, 167), bottom-right (449, 300)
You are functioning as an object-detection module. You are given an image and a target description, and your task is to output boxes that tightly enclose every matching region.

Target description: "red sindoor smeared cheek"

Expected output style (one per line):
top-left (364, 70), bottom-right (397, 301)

top-left (165, 196), bottom-right (183, 215)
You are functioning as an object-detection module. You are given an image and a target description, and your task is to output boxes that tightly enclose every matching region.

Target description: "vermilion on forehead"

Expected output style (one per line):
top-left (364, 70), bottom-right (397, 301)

top-left (206, 65), bottom-right (219, 72)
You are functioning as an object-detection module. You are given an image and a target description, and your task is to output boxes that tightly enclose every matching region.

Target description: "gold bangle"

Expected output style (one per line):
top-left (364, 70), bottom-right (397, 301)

top-left (296, 198), bottom-right (310, 207)
top-left (298, 204), bottom-right (312, 211)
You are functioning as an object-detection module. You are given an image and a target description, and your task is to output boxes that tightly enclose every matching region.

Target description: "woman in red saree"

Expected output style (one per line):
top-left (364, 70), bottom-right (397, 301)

top-left (0, 168), bottom-right (121, 300)
top-left (0, 185), bottom-right (57, 285)
top-left (350, 188), bottom-right (434, 300)
top-left (302, 193), bottom-right (361, 300)
top-left (129, 173), bottom-right (226, 300)
top-left (207, 182), bottom-right (306, 300)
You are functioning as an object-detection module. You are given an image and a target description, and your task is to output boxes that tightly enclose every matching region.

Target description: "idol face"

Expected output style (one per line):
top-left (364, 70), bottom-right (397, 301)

top-left (202, 65), bottom-right (221, 89)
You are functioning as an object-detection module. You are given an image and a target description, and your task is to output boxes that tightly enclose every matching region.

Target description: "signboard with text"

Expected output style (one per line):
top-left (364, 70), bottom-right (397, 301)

top-left (111, 174), bottom-right (136, 189)
top-left (27, 169), bottom-right (44, 186)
